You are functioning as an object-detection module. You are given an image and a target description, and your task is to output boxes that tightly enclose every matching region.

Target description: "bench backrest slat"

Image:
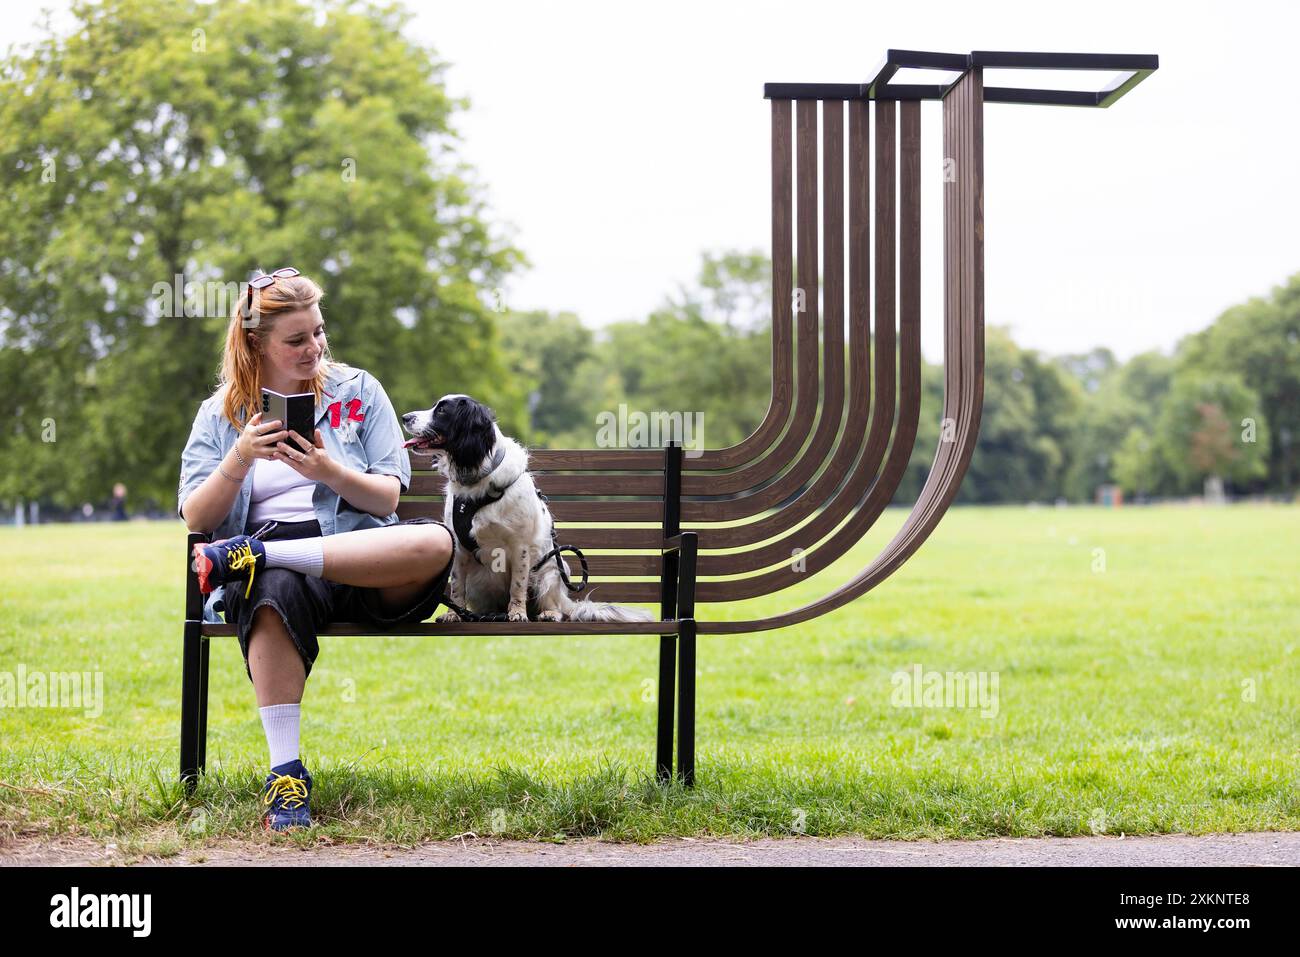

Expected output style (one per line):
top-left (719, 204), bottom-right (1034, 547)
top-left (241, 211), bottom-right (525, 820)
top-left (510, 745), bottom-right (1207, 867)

top-left (698, 69), bottom-right (985, 630)
top-left (395, 78), bottom-right (986, 617)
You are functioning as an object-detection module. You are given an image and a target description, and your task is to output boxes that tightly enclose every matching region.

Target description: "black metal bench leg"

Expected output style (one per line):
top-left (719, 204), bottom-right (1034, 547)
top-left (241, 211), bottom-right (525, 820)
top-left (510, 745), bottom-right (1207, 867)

top-left (180, 619), bottom-right (205, 792)
top-left (655, 540), bottom-right (676, 790)
top-left (656, 634), bottom-right (676, 784)
top-left (656, 441), bottom-right (682, 785)
top-left (676, 618), bottom-right (696, 787)
top-left (656, 544), bottom-right (679, 785)
top-left (181, 531), bottom-right (209, 793)
top-left (675, 531), bottom-right (698, 788)
top-left (197, 635), bottom-right (210, 772)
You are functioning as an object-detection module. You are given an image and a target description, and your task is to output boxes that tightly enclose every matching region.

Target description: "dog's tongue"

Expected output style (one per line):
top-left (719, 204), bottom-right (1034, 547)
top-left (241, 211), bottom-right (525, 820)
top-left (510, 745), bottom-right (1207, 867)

top-left (402, 437), bottom-right (422, 449)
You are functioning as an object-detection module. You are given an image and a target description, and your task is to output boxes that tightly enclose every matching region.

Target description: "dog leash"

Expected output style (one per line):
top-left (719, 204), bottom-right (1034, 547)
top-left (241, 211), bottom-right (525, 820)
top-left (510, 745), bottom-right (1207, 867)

top-left (437, 490), bottom-right (590, 622)
top-left (438, 595), bottom-right (511, 623)
top-left (531, 492), bottom-right (589, 593)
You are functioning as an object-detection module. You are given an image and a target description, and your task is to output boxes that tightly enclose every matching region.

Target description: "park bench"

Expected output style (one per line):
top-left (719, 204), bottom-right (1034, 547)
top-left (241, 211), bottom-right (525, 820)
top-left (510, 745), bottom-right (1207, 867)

top-left (181, 50), bottom-right (1157, 791)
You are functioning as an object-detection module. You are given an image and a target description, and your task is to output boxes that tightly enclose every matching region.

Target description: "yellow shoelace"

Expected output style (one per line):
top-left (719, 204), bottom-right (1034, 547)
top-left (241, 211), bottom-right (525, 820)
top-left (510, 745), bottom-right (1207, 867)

top-left (263, 773), bottom-right (309, 810)
top-left (225, 541), bottom-right (259, 599)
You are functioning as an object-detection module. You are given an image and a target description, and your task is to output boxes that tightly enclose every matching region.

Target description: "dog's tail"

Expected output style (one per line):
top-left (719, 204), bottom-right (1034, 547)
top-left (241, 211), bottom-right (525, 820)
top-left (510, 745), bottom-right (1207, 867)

top-left (560, 594), bottom-right (654, 623)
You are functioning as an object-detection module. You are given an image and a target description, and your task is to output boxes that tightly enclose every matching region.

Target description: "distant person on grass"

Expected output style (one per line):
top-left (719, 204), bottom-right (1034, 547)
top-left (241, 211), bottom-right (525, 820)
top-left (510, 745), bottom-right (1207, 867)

top-left (178, 268), bottom-right (454, 831)
top-left (110, 482), bottom-right (128, 521)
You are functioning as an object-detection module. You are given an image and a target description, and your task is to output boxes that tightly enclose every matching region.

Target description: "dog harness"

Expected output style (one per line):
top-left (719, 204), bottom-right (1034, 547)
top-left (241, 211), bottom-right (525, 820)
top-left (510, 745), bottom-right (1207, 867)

top-left (442, 451), bottom-right (591, 622)
top-left (450, 487), bottom-right (589, 589)
top-left (448, 446), bottom-right (508, 556)
top-left (450, 488), bottom-right (504, 556)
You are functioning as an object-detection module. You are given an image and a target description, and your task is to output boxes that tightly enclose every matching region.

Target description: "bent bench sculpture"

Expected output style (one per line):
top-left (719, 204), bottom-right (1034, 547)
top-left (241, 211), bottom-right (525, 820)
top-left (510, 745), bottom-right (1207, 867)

top-left (182, 50), bottom-right (1158, 790)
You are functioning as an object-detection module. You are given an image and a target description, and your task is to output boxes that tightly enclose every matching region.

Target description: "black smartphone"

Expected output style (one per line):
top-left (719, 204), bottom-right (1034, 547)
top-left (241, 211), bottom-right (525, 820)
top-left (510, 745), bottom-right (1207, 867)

top-left (261, 388), bottom-right (317, 448)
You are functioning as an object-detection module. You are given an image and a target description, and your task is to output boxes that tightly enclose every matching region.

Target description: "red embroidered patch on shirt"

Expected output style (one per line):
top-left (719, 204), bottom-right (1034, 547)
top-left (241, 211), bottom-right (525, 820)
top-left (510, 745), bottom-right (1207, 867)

top-left (327, 398), bottom-right (366, 428)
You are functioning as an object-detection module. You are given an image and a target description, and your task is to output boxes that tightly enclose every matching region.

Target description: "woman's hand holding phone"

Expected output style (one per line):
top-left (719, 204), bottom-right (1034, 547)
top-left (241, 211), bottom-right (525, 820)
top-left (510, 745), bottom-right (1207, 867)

top-left (276, 428), bottom-right (338, 483)
top-left (238, 411), bottom-right (290, 465)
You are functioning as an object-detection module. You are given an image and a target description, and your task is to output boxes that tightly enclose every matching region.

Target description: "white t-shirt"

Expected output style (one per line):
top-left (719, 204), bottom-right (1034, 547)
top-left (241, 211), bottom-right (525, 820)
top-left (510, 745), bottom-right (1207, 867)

top-left (247, 457), bottom-right (317, 524)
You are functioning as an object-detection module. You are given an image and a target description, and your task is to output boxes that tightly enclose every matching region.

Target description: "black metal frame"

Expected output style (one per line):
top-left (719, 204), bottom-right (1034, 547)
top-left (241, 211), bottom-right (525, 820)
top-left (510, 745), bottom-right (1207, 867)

top-left (865, 48), bottom-right (969, 101)
top-left (180, 443), bottom-right (702, 793)
top-left (765, 48), bottom-right (1158, 108)
top-left (657, 441), bottom-right (697, 786)
top-left (180, 530), bottom-right (211, 789)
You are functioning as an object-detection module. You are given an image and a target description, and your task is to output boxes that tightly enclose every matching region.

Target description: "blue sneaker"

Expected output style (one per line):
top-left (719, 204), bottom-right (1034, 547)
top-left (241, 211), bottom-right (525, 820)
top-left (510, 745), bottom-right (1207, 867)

top-left (191, 523), bottom-right (277, 599)
top-left (262, 759), bottom-right (313, 831)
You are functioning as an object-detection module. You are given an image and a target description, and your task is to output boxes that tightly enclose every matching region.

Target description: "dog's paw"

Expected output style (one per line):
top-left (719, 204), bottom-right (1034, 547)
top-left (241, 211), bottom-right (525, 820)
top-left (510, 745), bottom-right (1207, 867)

top-left (506, 604), bottom-right (528, 622)
top-left (536, 609), bottom-right (563, 622)
top-left (437, 610), bottom-right (461, 624)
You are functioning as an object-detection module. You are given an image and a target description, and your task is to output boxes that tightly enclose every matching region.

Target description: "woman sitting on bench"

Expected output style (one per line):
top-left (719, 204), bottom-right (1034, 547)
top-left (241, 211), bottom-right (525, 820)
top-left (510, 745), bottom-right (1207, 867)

top-left (177, 267), bottom-right (454, 831)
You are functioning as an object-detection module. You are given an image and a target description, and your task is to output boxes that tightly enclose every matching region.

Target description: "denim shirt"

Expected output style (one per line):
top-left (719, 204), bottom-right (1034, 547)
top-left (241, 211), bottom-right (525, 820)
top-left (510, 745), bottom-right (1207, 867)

top-left (178, 363), bottom-right (411, 623)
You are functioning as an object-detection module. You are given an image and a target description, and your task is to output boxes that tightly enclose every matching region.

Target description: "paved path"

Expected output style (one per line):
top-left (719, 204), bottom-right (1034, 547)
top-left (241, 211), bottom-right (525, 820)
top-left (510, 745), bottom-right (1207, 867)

top-left (3, 832), bottom-right (1297, 866)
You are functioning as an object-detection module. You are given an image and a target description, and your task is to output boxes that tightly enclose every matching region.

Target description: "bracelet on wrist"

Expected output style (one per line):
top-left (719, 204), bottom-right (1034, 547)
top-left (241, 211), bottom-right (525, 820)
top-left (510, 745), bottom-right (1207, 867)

top-left (217, 464), bottom-right (244, 484)
top-left (233, 443), bottom-right (250, 469)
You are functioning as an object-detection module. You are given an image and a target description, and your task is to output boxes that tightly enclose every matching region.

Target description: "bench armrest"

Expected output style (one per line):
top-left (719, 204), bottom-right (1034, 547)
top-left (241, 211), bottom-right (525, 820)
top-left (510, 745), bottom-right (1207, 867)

top-left (658, 531), bottom-right (697, 621)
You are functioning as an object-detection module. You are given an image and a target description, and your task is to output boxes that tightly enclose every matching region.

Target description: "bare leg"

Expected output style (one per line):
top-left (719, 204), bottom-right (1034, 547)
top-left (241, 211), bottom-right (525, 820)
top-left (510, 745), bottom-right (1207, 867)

top-left (319, 524), bottom-right (453, 589)
top-left (248, 605), bottom-right (306, 707)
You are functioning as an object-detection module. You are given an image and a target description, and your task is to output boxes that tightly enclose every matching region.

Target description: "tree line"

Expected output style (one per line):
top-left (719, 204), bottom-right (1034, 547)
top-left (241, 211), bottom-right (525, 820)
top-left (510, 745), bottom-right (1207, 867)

top-left (1, 0), bottom-right (1294, 515)
top-left (498, 253), bottom-right (1297, 505)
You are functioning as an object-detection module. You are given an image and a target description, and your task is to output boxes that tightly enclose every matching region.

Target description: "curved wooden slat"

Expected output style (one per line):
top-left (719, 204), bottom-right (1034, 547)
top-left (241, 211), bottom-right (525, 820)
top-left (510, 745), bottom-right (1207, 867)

top-left (401, 102), bottom-right (832, 537)
top-left (686, 99), bottom-right (922, 598)
top-left (696, 70), bottom-right (984, 632)
top-left (656, 100), bottom-right (895, 554)
top-left (505, 449), bottom-right (662, 470)
top-left (664, 97), bottom-right (846, 516)
top-left (661, 98), bottom-right (824, 495)
top-left (426, 97), bottom-right (883, 561)
top-left (395, 100), bottom-right (910, 586)
top-left (410, 100), bottom-right (863, 540)
top-left (407, 472), bottom-right (664, 497)
top-left (397, 499), bottom-right (661, 522)
top-left (574, 581), bottom-right (667, 603)
top-left (549, 527), bottom-right (663, 549)
top-left (662, 98), bottom-right (900, 560)
top-left (204, 620), bottom-right (673, 637)
top-left (398, 502), bottom-right (671, 553)
top-left (384, 82), bottom-right (984, 618)
top-left (436, 100), bottom-right (923, 601)
top-left (503, 98), bottom-right (798, 476)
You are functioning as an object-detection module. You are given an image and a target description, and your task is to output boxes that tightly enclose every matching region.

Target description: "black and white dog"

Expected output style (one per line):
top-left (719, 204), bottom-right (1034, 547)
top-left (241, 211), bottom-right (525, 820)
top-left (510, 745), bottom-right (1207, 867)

top-left (401, 394), bottom-right (651, 623)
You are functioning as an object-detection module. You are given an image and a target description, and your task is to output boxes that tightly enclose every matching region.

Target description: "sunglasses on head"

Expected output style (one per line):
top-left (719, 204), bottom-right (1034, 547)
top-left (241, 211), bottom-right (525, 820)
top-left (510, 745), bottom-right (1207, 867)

top-left (242, 266), bottom-right (300, 318)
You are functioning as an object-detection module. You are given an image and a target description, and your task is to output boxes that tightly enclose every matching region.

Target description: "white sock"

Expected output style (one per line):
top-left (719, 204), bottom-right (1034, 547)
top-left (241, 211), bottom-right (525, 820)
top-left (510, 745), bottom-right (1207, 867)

top-left (263, 539), bottom-right (325, 578)
top-left (259, 703), bottom-right (301, 770)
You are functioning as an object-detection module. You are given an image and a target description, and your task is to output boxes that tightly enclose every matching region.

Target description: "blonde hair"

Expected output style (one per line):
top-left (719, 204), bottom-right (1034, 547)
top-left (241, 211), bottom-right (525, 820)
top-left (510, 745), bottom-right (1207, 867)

top-left (218, 271), bottom-right (339, 430)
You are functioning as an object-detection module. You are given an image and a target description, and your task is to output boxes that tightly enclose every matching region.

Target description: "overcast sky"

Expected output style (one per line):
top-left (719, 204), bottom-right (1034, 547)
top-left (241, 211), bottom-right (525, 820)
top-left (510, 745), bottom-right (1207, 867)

top-left (7, 0), bottom-right (1298, 361)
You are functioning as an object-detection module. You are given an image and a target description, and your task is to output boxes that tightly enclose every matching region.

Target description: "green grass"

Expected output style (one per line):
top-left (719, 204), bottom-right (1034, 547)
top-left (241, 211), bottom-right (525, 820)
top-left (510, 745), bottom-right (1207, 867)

top-left (1, 503), bottom-right (1298, 849)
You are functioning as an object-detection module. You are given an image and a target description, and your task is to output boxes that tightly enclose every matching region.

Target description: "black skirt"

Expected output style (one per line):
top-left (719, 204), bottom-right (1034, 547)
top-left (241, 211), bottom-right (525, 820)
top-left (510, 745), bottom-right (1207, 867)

top-left (221, 517), bottom-right (453, 683)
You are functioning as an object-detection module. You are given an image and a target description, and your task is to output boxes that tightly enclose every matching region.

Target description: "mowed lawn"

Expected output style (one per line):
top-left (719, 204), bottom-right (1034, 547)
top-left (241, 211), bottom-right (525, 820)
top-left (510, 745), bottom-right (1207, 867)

top-left (1, 504), bottom-right (1297, 849)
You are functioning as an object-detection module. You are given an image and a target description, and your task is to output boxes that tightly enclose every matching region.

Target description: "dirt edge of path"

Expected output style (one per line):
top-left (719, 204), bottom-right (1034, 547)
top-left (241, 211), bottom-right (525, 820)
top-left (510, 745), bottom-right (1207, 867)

top-left (2, 831), bottom-right (1298, 867)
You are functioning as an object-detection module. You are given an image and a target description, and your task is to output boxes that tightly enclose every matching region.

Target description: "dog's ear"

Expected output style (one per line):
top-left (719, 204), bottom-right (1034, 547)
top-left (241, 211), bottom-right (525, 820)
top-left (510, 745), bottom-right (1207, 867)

top-left (446, 398), bottom-right (497, 470)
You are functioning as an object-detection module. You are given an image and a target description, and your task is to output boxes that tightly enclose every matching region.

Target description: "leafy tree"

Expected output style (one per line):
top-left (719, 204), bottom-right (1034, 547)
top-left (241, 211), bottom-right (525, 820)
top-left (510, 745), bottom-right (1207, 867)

top-left (588, 251), bottom-right (772, 452)
top-left (1152, 371), bottom-right (1269, 493)
top-left (687, 250), bottom-right (772, 331)
top-left (951, 327), bottom-right (1080, 503)
top-left (897, 360), bottom-right (945, 503)
top-left (1113, 427), bottom-right (1158, 498)
top-left (1061, 350), bottom-right (1175, 500)
top-left (0, 0), bottom-right (525, 510)
top-left (1055, 347), bottom-right (1119, 394)
top-left (496, 309), bottom-right (604, 446)
top-left (1175, 272), bottom-right (1300, 492)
